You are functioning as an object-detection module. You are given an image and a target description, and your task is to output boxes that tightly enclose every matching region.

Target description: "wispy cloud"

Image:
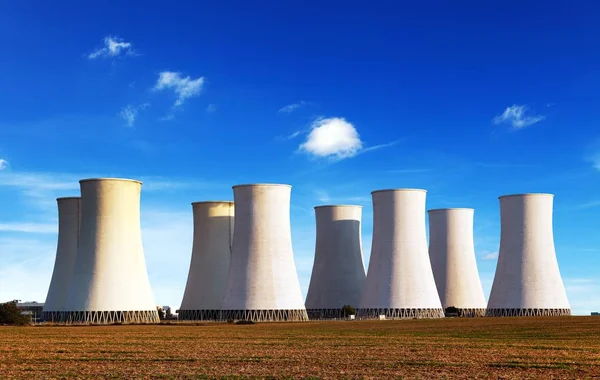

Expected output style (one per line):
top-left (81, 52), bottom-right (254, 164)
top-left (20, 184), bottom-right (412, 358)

top-left (493, 104), bottom-right (545, 129)
top-left (314, 189), bottom-right (331, 203)
top-left (0, 159), bottom-right (8, 170)
top-left (0, 223), bottom-right (56, 234)
top-left (153, 71), bottom-right (205, 108)
top-left (475, 162), bottom-right (538, 169)
top-left (572, 200), bottom-right (600, 210)
top-left (313, 189), bottom-right (370, 205)
top-left (299, 117), bottom-right (363, 160)
top-left (359, 140), bottom-right (401, 155)
top-left (119, 103), bottom-right (150, 127)
top-left (278, 101), bottom-right (312, 114)
top-left (160, 114), bottom-right (175, 122)
top-left (206, 104), bottom-right (217, 113)
top-left (387, 168), bottom-right (431, 174)
top-left (87, 36), bottom-right (136, 60)
top-left (481, 251), bottom-right (499, 260)
top-left (563, 278), bottom-right (600, 315)
top-left (287, 130), bottom-right (302, 140)
top-left (0, 171), bottom-right (221, 215)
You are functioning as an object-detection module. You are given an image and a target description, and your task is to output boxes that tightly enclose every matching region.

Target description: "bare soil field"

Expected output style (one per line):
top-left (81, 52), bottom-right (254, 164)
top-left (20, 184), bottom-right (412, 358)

top-left (1, 316), bottom-right (599, 379)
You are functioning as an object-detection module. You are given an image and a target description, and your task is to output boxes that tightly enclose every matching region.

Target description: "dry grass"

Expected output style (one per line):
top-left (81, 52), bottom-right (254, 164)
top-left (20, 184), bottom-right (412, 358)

top-left (1, 316), bottom-right (600, 379)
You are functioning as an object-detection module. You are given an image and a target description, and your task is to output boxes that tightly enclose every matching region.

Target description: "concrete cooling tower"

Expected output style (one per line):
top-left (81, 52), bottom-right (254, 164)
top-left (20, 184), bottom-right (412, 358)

top-left (358, 189), bottom-right (444, 319)
top-left (428, 208), bottom-right (486, 317)
top-left (221, 184), bottom-right (308, 321)
top-left (42, 197), bottom-right (80, 322)
top-left (178, 201), bottom-right (234, 321)
top-left (63, 178), bottom-right (160, 324)
top-left (487, 194), bottom-right (571, 317)
top-left (305, 205), bottom-right (366, 319)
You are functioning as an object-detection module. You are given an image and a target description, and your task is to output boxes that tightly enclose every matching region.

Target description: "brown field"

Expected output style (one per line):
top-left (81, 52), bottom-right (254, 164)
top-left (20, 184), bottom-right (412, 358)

top-left (1, 317), bottom-right (600, 379)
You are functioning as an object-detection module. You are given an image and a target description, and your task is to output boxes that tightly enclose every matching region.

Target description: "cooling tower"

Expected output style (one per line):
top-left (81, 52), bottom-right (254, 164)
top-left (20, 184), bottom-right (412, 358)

top-left (42, 197), bottom-right (81, 322)
top-left (358, 189), bottom-right (444, 319)
top-left (178, 201), bottom-right (234, 320)
top-left (428, 208), bottom-right (486, 317)
top-left (305, 205), bottom-right (366, 319)
top-left (486, 194), bottom-right (571, 317)
top-left (221, 184), bottom-right (308, 321)
top-left (63, 178), bottom-right (160, 324)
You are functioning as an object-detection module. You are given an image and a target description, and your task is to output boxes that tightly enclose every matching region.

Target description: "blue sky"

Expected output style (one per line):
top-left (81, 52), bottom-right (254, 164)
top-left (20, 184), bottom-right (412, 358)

top-left (1, 1), bottom-right (599, 315)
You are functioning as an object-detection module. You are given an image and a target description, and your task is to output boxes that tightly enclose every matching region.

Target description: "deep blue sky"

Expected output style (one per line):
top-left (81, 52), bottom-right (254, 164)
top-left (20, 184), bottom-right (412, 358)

top-left (1, 1), bottom-right (599, 314)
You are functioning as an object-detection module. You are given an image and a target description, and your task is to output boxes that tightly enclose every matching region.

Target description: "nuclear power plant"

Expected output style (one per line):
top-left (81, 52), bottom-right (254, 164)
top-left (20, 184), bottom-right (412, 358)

top-left (428, 208), bottom-right (486, 317)
top-left (358, 189), bottom-right (444, 319)
top-left (42, 197), bottom-right (81, 322)
top-left (486, 194), bottom-right (571, 316)
top-left (221, 184), bottom-right (308, 321)
top-left (63, 178), bottom-right (160, 324)
top-left (4, 176), bottom-right (578, 324)
top-left (305, 205), bottom-right (366, 319)
top-left (178, 201), bottom-right (234, 320)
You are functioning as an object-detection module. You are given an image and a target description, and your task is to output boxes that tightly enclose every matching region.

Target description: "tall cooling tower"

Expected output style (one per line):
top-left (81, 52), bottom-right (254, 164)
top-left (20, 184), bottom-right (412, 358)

top-left (486, 194), bottom-right (571, 317)
top-left (63, 178), bottom-right (160, 324)
top-left (221, 184), bottom-right (308, 322)
top-left (305, 205), bottom-right (366, 319)
top-left (358, 189), bottom-right (444, 319)
top-left (428, 208), bottom-right (486, 317)
top-left (178, 201), bottom-right (234, 320)
top-left (42, 197), bottom-right (80, 322)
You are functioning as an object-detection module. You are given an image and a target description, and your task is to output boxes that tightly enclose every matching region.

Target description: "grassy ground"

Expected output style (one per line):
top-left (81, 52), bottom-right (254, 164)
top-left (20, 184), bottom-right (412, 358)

top-left (1, 317), bottom-right (599, 379)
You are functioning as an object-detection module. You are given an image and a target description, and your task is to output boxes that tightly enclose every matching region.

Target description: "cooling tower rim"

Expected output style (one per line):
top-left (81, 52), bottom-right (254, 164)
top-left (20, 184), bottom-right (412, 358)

top-left (371, 188), bottom-right (427, 194)
top-left (232, 183), bottom-right (292, 188)
top-left (56, 196), bottom-right (81, 201)
top-left (314, 204), bottom-right (363, 209)
top-left (499, 193), bottom-right (554, 199)
top-left (79, 178), bottom-right (142, 184)
top-left (191, 201), bottom-right (234, 205)
top-left (428, 207), bottom-right (474, 212)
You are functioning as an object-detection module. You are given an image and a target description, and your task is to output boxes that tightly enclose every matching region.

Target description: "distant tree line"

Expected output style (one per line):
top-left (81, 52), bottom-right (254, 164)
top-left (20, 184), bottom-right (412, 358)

top-left (0, 301), bottom-right (30, 325)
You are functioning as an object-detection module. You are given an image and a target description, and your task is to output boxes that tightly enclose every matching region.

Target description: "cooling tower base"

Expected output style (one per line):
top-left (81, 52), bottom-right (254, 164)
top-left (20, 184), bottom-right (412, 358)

top-left (178, 309), bottom-right (221, 321)
top-left (61, 310), bottom-right (160, 324)
top-left (41, 311), bottom-right (63, 323)
top-left (357, 308), bottom-right (445, 319)
top-left (485, 308), bottom-right (571, 317)
top-left (306, 308), bottom-right (352, 320)
top-left (448, 308), bottom-right (487, 317)
top-left (221, 309), bottom-right (309, 322)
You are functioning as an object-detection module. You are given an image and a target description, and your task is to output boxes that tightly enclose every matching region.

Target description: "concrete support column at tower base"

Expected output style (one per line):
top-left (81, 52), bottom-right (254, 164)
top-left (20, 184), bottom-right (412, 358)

top-left (221, 309), bottom-right (309, 322)
top-left (49, 310), bottom-right (160, 324)
top-left (451, 308), bottom-right (487, 317)
top-left (178, 309), bottom-right (221, 321)
top-left (357, 308), bottom-right (445, 319)
top-left (485, 308), bottom-right (571, 317)
top-left (307, 308), bottom-right (353, 320)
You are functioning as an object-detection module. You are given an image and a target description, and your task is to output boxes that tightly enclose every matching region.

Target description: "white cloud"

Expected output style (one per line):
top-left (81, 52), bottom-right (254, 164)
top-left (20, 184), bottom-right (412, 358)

top-left (299, 117), bottom-right (363, 159)
top-left (119, 103), bottom-right (149, 128)
top-left (482, 251), bottom-right (499, 260)
top-left (153, 71), bottom-right (205, 107)
top-left (0, 159), bottom-right (8, 170)
top-left (493, 104), bottom-right (545, 129)
top-left (206, 104), bottom-right (217, 113)
top-left (88, 36), bottom-right (135, 60)
top-left (278, 101), bottom-right (311, 113)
